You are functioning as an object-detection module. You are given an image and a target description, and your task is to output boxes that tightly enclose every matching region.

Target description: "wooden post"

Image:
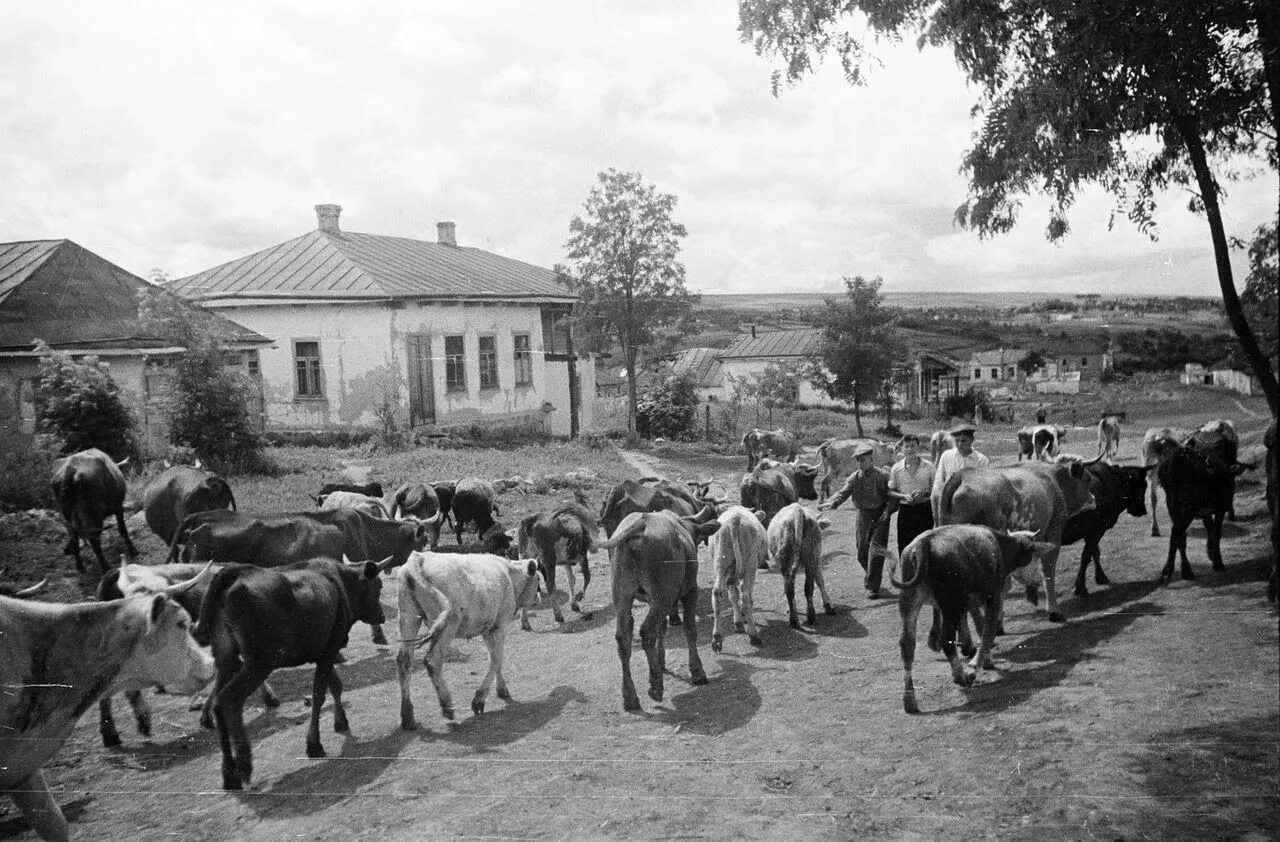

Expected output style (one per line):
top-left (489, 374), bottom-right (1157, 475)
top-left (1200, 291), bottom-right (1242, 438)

top-left (705, 403), bottom-right (711, 439)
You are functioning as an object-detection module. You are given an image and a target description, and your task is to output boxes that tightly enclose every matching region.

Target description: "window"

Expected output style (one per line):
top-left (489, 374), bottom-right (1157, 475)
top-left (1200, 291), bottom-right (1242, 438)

top-left (990, 368), bottom-right (999, 379)
top-left (973, 368), bottom-right (982, 379)
top-left (445, 335), bottom-right (466, 392)
top-left (294, 340), bottom-right (324, 398)
top-left (478, 335), bottom-right (499, 390)
top-left (1081, 356), bottom-right (1088, 366)
top-left (1006, 366), bottom-right (1016, 379)
top-left (513, 333), bottom-right (533, 386)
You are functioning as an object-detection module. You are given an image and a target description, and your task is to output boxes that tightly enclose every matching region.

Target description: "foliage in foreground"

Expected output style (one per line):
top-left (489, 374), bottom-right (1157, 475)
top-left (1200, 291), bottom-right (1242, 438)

top-left (34, 340), bottom-right (138, 460)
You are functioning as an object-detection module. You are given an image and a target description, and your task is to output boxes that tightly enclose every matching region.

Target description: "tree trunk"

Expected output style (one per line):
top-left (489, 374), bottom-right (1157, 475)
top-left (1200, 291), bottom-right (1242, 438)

top-left (624, 347), bottom-right (639, 435)
top-left (1178, 117), bottom-right (1280, 414)
top-left (852, 388), bottom-right (864, 437)
top-left (1257, 1), bottom-right (1280, 237)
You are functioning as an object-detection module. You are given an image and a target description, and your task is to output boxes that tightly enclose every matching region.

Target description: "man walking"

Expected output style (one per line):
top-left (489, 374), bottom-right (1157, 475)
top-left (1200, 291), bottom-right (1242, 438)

top-left (819, 443), bottom-right (891, 600)
top-left (930, 422), bottom-right (990, 522)
top-left (888, 434), bottom-right (935, 553)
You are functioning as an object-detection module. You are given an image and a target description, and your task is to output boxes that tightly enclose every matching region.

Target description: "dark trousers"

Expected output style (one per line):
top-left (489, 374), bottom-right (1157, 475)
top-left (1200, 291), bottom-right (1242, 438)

top-left (854, 505), bottom-right (889, 593)
top-left (896, 502), bottom-right (934, 553)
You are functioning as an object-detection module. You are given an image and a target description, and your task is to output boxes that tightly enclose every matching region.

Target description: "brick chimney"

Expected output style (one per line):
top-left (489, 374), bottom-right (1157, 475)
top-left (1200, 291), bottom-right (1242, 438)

top-left (437, 221), bottom-right (457, 247)
top-left (315, 204), bottom-right (342, 233)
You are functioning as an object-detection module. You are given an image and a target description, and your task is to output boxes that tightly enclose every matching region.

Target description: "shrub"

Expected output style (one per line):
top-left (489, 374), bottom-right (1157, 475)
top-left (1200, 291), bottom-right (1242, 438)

top-left (33, 340), bottom-right (138, 460)
top-left (944, 387), bottom-right (993, 423)
top-left (636, 373), bottom-right (698, 440)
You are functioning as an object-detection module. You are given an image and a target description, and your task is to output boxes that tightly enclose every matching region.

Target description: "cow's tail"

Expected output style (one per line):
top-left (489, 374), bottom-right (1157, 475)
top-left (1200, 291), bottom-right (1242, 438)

top-left (400, 570), bottom-right (453, 651)
top-left (164, 516), bottom-right (193, 565)
top-left (938, 472), bottom-right (964, 525)
top-left (55, 463), bottom-right (79, 521)
top-left (222, 478), bottom-right (238, 512)
top-left (891, 539), bottom-right (928, 589)
top-left (192, 565), bottom-right (240, 646)
top-left (596, 516), bottom-right (646, 551)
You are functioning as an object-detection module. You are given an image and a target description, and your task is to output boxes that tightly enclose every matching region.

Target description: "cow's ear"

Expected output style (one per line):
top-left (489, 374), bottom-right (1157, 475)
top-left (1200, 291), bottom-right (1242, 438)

top-left (753, 509), bottom-right (767, 522)
top-left (1068, 462), bottom-right (1085, 478)
top-left (696, 521), bottom-right (722, 539)
top-left (149, 594), bottom-right (168, 626)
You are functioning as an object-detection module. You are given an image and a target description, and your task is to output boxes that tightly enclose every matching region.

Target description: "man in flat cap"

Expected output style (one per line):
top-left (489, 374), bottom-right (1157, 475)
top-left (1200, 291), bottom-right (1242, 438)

top-left (819, 442), bottom-right (891, 600)
top-left (929, 421), bottom-right (990, 522)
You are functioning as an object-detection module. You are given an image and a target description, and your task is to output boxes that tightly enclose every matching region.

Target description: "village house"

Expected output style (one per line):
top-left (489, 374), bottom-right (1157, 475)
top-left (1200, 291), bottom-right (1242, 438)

top-left (715, 327), bottom-right (841, 407)
top-left (0, 239), bottom-right (269, 452)
top-left (1182, 360), bottom-right (1261, 396)
top-left (965, 347), bottom-right (1032, 386)
top-left (167, 205), bottom-right (594, 437)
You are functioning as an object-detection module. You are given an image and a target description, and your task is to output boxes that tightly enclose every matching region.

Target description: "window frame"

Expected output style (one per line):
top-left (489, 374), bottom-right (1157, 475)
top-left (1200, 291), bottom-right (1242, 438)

top-left (513, 333), bottom-right (533, 386)
top-left (293, 339), bottom-right (325, 400)
top-left (478, 334), bottom-right (499, 390)
top-left (445, 334), bottom-right (467, 393)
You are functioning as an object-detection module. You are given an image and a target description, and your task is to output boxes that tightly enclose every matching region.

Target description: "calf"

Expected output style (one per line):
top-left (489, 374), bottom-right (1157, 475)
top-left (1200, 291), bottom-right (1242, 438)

top-left (395, 552), bottom-right (542, 728)
top-left (599, 507), bottom-right (721, 711)
top-left (50, 448), bottom-right (137, 572)
top-left (143, 465), bottom-right (237, 544)
top-left (894, 525), bottom-right (1055, 713)
top-left (767, 502), bottom-right (834, 628)
top-left (1054, 457), bottom-right (1151, 597)
top-left (1156, 437), bottom-right (1240, 583)
top-left (193, 557), bottom-right (392, 790)
top-left (95, 563), bottom-right (279, 745)
top-left (1097, 413), bottom-right (1124, 460)
top-left (515, 500), bottom-right (599, 627)
top-left (2, 590), bottom-right (213, 840)
top-left (709, 505), bottom-right (770, 650)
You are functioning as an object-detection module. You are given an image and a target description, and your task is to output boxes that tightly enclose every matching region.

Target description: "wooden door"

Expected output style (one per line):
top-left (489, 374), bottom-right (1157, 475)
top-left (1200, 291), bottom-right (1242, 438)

top-left (406, 334), bottom-right (435, 427)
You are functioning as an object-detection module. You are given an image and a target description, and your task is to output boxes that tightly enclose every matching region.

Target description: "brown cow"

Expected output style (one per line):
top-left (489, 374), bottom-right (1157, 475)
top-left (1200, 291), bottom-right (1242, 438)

top-left (515, 499), bottom-right (599, 627)
top-left (742, 428), bottom-right (797, 471)
top-left (894, 525), bottom-right (1055, 713)
top-left (599, 507), bottom-right (721, 711)
top-left (144, 465), bottom-right (237, 545)
top-left (50, 448), bottom-right (137, 572)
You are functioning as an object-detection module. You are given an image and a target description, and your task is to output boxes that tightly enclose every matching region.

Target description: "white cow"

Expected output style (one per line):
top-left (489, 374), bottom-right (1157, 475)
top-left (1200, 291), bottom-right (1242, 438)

top-left (1, 590), bottom-right (214, 841)
top-left (767, 503), bottom-right (834, 628)
top-left (318, 490), bottom-right (391, 519)
top-left (395, 551), bottom-right (542, 729)
top-left (1097, 413), bottom-right (1124, 460)
top-left (708, 505), bottom-right (771, 651)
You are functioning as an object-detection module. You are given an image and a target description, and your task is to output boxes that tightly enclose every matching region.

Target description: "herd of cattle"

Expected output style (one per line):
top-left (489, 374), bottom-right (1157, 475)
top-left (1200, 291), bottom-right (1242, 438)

top-left (2, 413), bottom-right (1277, 840)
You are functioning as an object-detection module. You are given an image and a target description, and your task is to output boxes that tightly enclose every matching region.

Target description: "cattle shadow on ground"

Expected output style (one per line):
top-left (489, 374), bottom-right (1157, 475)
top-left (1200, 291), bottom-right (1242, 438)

top-left (648, 658), bottom-right (765, 735)
top-left (1053, 575), bottom-right (1163, 621)
top-left (0, 796), bottom-right (91, 839)
top-left (426, 685), bottom-right (592, 751)
top-left (253, 650), bottom-right (399, 706)
top-left (940, 599), bottom-right (1164, 717)
top-left (240, 728), bottom-right (418, 820)
top-left (523, 596), bottom-right (617, 634)
top-left (1127, 712), bottom-right (1280, 839)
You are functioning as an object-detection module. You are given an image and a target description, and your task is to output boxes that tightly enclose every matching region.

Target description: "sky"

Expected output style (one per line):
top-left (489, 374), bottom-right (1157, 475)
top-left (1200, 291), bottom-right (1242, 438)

top-left (1, 0), bottom-right (1273, 297)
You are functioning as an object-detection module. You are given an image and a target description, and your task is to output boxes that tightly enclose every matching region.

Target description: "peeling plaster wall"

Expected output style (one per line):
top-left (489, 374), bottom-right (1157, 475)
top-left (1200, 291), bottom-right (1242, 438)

top-left (204, 300), bottom-right (593, 432)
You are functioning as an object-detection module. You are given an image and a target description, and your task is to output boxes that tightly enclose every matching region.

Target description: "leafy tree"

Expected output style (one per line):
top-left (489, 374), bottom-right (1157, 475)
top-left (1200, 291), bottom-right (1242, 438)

top-left (756, 362), bottom-right (803, 427)
top-left (558, 169), bottom-right (695, 433)
top-left (1241, 217), bottom-right (1278, 363)
top-left (137, 286), bottom-right (264, 468)
top-left (1018, 350), bottom-right (1046, 377)
top-left (739, 0), bottom-right (1279, 413)
top-left (33, 340), bottom-right (137, 459)
top-left (636, 371), bottom-right (699, 440)
top-left (810, 276), bottom-right (902, 436)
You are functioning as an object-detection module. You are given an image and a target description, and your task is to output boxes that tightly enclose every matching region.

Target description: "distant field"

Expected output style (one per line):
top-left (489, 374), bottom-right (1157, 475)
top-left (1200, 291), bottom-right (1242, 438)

top-left (696, 291), bottom-right (1221, 311)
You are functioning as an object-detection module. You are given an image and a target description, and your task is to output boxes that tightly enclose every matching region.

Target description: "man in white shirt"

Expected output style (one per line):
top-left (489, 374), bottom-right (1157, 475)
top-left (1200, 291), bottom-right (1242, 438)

top-left (888, 434), bottom-right (936, 553)
top-left (930, 422), bottom-right (990, 522)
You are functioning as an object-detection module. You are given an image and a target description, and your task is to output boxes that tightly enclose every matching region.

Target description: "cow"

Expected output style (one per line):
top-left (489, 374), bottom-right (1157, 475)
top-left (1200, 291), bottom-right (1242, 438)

top-left (515, 499), bottom-right (599, 627)
top-left (395, 552), bottom-right (542, 728)
top-left (816, 437), bottom-right (896, 501)
top-left (388, 482), bottom-right (451, 547)
top-left (742, 428), bottom-right (798, 471)
top-left (708, 505), bottom-right (771, 651)
top-left (94, 563), bottom-right (280, 745)
top-left (315, 481), bottom-right (384, 501)
top-left (165, 510), bottom-right (347, 567)
top-left (2, 589), bottom-right (214, 840)
top-left (1188, 418), bottom-right (1240, 521)
top-left (1053, 456), bottom-right (1152, 597)
top-left (1264, 418), bottom-right (1278, 602)
top-left (49, 448), bottom-right (137, 572)
top-left (740, 459), bottom-right (820, 528)
top-left (1097, 412), bottom-right (1125, 460)
top-left (1142, 426), bottom-right (1194, 536)
top-left (929, 430), bottom-right (953, 464)
top-left (450, 478), bottom-right (510, 554)
top-left (599, 478), bottom-right (702, 539)
top-left (317, 490), bottom-right (390, 519)
top-left (143, 465), bottom-right (237, 545)
top-left (893, 525), bottom-right (1056, 714)
top-left (938, 459), bottom-right (1095, 625)
top-left (1156, 436), bottom-right (1241, 583)
top-left (1017, 424), bottom-right (1065, 461)
top-left (193, 557), bottom-right (392, 791)
top-left (598, 506), bottom-right (721, 711)
top-left (767, 502), bottom-right (835, 628)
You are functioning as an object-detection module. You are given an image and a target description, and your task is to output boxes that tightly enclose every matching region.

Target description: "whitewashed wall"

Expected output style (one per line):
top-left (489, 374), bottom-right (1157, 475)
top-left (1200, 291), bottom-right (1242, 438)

top-left (718, 358), bottom-right (845, 408)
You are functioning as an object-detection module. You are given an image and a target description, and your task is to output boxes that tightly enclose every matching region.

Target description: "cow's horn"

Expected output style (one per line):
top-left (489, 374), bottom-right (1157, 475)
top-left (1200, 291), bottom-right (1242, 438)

top-left (13, 578), bottom-right (48, 598)
top-left (1081, 455), bottom-right (1104, 466)
top-left (118, 562), bottom-right (137, 591)
top-left (375, 555), bottom-right (396, 572)
top-left (165, 561), bottom-right (216, 598)
top-left (115, 456), bottom-right (131, 469)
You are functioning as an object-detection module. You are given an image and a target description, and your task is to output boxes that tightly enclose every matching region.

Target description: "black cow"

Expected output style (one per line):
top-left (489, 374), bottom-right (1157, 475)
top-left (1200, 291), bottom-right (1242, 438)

top-left (389, 482), bottom-right (450, 546)
top-left (165, 510), bottom-right (347, 567)
top-left (194, 557), bottom-right (392, 790)
top-left (449, 478), bottom-right (510, 554)
top-left (315, 481), bottom-right (384, 501)
top-left (144, 465), bottom-right (237, 544)
top-left (50, 448), bottom-right (137, 572)
top-left (1156, 435), bottom-right (1241, 582)
top-left (515, 499), bottom-right (599, 627)
top-left (1056, 457), bottom-right (1152, 597)
top-left (599, 479), bottom-right (701, 539)
top-left (739, 459), bottom-right (819, 528)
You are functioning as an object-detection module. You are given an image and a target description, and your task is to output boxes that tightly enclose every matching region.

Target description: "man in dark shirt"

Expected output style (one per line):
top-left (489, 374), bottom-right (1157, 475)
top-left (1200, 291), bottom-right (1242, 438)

top-left (819, 443), bottom-right (891, 599)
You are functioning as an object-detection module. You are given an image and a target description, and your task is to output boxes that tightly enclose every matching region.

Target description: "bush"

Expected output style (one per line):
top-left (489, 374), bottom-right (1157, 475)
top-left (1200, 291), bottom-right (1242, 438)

top-left (0, 433), bottom-right (54, 512)
top-left (34, 341), bottom-right (138, 460)
top-left (944, 387), bottom-right (993, 423)
top-left (636, 373), bottom-right (698, 440)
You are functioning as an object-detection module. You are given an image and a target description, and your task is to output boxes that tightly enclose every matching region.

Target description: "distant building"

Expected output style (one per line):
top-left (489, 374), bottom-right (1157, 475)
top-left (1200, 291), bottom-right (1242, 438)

top-left (715, 327), bottom-right (841, 407)
top-left (0, 239), bottom-right (270, 452)
top-left (670, 347), bottom-right (725, 401)
top-left (1182, 361), bottom-right (1260, 396)
top-left (965, 347), bottom-right (1031, 385)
